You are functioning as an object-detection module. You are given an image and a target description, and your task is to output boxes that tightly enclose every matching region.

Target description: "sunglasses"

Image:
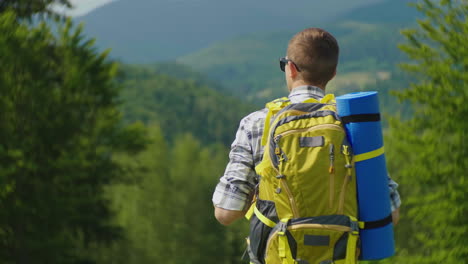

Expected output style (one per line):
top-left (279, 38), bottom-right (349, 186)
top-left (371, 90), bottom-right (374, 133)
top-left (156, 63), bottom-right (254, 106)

top-left (279, 57), bottom-right (301, 72)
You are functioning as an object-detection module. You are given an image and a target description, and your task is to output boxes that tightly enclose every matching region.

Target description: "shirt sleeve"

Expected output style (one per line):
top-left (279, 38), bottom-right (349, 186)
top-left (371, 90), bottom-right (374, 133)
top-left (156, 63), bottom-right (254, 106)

top-left (212, 117), bottom-right (257, 211)
top-left (388, 176), bottom-right (401, 211)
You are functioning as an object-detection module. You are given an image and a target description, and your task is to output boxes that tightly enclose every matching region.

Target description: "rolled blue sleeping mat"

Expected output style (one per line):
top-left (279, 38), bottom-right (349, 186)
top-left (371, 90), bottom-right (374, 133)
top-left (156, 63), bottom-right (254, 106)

top-left (335, 91), bottom-right (395, 260)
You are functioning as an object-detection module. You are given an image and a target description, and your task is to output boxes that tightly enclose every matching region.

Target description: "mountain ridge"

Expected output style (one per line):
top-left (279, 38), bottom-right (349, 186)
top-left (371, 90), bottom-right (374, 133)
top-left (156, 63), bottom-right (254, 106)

top-left (76, 0), bottom-right (385, 62)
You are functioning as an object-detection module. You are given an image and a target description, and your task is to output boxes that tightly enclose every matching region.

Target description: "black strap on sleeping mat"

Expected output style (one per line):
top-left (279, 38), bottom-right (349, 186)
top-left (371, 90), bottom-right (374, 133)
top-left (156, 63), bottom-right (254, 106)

top-left (340, 113), bottom-right (380, 124)
top-left (362, 214), bottom-right (393, 230)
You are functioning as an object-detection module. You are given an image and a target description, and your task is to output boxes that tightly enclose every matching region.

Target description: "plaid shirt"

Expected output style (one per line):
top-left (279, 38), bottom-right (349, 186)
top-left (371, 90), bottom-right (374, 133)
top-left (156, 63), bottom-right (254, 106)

top-left (212, 85), bottom-right (401, 211)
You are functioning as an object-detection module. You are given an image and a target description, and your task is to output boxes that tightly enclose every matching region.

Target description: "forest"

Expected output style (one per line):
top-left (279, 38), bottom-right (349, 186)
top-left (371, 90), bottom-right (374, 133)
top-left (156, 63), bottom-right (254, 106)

top-left (0, 0), bottom-right (466, 263)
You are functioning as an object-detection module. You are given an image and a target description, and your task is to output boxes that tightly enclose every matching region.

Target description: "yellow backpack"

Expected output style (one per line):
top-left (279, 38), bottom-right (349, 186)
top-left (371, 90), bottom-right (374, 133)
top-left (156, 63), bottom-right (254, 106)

top-left (245, 95), bottom-right (360, 264)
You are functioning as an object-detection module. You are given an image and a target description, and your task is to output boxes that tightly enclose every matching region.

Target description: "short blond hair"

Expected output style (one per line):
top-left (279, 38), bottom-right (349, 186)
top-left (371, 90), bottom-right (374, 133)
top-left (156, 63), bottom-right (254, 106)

top-left (287, 28), bottom-right (339, 86)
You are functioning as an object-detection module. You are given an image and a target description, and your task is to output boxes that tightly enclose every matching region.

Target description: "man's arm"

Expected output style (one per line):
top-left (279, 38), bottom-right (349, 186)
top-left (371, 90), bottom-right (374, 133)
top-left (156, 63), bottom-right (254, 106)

top-left (212, 115), bottom-right (258, 226)
top-left (214, 206), bottom-right (248, 226)
top-left (392, 207), bottom-right (400, 225)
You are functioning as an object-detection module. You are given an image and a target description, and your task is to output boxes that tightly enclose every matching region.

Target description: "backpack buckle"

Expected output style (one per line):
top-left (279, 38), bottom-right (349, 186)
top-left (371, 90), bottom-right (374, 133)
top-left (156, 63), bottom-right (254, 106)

top-left (342, 145), bottom-right (351, 156)
top-left (350, 220), bottom-right (359, 235)
top-left (278, 219), bottom-right (289, 236)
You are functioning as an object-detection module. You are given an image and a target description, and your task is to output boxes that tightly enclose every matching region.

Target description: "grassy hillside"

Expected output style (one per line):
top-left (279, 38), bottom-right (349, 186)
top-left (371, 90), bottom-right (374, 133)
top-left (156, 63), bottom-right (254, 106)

top-left (177, 31), bottom-right (292, 103)
top-left (177, 21), bottom-right (407, 105)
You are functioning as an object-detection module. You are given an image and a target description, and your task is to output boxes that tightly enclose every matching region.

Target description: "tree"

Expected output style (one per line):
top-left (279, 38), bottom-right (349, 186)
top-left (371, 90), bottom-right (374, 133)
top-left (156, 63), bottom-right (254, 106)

top-left (92, 127), bottom-right (249, 264)
top-left (0, 0), bottom-right (71, 19)
top-left (0, 12), bottom-right (146, 264)
top-left (388, 0), bottom-right (468, 263)
top-left (119, 64), bottom-right (255, 146)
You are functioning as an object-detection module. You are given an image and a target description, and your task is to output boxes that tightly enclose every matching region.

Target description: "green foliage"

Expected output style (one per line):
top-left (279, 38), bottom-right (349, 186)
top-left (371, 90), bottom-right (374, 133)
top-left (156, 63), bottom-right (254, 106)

top-left (119, 64), bottom-right (256, 145)
top-left (96, 127), bottom-right (248, 264)
top-left (3, 1), bottom-right (452, 263)
top-left (0, 12), bottom-right (146, 263)
top-left (84, 62), bottom-right (256, 263)
top-left (0, 0), bottom-right (71, 20)
top-left (386, 0), bottom-right (468, 262)
top-left (143, 62), bottom-right (225, 93)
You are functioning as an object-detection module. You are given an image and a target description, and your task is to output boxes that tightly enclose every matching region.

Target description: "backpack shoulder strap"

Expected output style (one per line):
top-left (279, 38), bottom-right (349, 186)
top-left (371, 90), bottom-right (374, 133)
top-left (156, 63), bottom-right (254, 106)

top-left (301, 94), bottom-right (335, 104)
top-left (320, 94), bottom-right (336, 104)
top-left (301, 97), bottom-right (320, 104)
top-left (261, 97), bottom-right (291, 146)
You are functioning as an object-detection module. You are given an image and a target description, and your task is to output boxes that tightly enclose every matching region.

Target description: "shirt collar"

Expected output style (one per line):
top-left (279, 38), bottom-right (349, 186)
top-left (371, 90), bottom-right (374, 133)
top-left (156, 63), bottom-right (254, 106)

top-left (288, 85), bottom-right (325, 103)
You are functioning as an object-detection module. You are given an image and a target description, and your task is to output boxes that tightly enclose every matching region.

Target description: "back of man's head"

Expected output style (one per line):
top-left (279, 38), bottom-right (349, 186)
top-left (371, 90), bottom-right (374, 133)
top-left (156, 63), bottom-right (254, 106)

top-left (287, 28), bottom-right (339, 87)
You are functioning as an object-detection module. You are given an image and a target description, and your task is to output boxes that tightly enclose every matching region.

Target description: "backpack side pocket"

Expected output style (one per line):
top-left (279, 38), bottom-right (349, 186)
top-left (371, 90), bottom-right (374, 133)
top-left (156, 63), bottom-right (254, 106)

top-left (248, 199), bottom-right (279, 264)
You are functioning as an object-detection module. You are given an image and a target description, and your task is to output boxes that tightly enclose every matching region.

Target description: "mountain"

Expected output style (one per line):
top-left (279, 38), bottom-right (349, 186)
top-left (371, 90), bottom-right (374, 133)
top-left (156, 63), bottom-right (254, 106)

top-left (76, 0), bottom-right (383, 62)
top-left (177, 0), bottom-right (419, 104)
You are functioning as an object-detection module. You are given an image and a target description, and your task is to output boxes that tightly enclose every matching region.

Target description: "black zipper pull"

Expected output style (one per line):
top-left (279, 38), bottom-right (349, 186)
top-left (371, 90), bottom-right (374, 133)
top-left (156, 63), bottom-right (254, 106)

top-left (329, 143), bottom-right (335, 173)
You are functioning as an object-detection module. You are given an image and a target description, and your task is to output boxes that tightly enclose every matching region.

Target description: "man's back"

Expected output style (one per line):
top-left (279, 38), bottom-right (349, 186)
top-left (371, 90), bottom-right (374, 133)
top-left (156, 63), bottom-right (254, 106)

top-left (212, 27), bottom-right (401, 263)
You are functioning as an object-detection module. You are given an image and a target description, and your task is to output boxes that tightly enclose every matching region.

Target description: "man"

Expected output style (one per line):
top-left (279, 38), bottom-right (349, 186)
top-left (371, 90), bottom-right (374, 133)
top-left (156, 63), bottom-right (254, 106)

top-left (212, 28), bottom-right (400, 226)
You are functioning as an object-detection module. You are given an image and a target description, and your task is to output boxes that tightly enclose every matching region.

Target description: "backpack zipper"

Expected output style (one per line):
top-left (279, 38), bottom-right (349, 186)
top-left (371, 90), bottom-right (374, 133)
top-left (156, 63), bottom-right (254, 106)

top-left (338, 145), bottom-right (353, 214)
top-left (272, 145), bottom-right (299, 218)
top-left (338, 175), bottom-right (352, 214)
top-left (273, 137), bottom-right (299, 218)
top-left (280, 177), bottom-right (300, 218)
top-left (274, 124), bottom-right (343, 141)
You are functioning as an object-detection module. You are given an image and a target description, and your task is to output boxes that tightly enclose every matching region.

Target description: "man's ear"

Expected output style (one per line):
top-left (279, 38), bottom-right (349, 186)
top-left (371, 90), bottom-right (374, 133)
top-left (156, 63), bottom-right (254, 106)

top-left (288, 61), bottom-right (299, 79)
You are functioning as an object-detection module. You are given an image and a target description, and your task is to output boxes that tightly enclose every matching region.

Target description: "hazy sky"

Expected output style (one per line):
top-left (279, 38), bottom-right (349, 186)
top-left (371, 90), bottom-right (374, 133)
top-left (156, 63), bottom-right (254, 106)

top-left (67, 0), bottom-right (115, 16)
